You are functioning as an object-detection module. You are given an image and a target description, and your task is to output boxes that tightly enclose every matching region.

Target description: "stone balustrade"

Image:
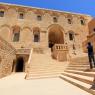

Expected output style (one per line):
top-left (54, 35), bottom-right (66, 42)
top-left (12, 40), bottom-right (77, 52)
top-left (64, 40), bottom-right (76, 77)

top-left (52, 44), bottom-right (68, 62)
top-left (53, 44), bottom-right (68, 51)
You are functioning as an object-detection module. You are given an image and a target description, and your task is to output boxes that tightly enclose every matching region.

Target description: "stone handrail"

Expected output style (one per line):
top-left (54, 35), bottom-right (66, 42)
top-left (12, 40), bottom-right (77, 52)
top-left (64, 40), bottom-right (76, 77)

top-left (27, 48), bottom-right (33, 64)
top-left (25, 48), bottom-right (33, 79)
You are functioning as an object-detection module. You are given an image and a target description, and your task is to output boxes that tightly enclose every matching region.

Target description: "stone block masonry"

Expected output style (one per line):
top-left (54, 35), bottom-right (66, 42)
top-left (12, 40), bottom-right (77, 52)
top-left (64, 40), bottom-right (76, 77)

top-left (0, 36), bottom-right (16, 78)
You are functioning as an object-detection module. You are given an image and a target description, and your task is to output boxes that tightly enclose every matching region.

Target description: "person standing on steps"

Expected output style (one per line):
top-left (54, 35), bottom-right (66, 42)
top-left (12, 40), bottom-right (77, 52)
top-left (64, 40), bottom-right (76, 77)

top-left (87, 42), bottom-right (95, 69)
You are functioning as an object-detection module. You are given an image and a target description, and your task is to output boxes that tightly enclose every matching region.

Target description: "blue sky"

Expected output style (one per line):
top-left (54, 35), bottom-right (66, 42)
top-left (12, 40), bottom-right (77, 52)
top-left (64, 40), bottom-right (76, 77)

top-left (0, 0), bottom-right (95, 16)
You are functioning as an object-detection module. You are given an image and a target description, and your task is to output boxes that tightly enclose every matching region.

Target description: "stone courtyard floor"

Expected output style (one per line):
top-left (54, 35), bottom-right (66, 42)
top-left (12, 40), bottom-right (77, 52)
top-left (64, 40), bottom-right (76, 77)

top-left (0, 73), bottom-right (91, 95)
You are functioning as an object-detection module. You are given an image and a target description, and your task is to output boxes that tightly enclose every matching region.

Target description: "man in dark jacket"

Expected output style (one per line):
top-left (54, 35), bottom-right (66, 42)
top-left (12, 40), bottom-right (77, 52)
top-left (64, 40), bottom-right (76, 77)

top-left (87, 42), bottom-right (95, 69)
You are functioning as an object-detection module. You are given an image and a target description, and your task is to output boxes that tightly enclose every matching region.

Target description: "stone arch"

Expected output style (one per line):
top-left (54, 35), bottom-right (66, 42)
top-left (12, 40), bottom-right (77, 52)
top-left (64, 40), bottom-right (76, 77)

top-left (0, 5), bottom-right (7, 16)
top-left (0, 25), bottom-right (10, 41)
top-left (6, 7), bottom-right (17, 18)
top-left (22, 26), bottom-right (32, 32)
top-left (17, 7), bottom-right (26, 12)
top-left (0, 24), bottom-right (10, 29)
top-left (21, 26), bottom-right (32, 44)
top-left (12, 25), bottom-right (20, 30)
top-left (0, 8), bottom-right (6, 17)
top-left (33, 27), bottom-right (41, 32)
top-left (25, 10), bottom-right (34, 19)
top-left (48, 24), bottom-right (64, 47)
top-left (0, 5), bottom-right (7, 10)
top-left (33, 27), bottom-right (41, 42)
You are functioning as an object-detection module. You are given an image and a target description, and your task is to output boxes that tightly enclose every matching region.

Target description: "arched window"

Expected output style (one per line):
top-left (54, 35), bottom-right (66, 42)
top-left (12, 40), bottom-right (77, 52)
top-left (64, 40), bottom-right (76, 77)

top-left (69, 32), bottom-right (74, 41)
top-left (12, 26), bottom-right (20, 42)
top-left (33, 27), bottom-right (40, 42)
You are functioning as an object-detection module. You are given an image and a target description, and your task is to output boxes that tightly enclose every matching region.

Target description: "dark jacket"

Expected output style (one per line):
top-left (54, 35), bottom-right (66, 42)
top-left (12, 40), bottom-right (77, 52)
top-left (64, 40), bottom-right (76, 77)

top-left (87, 45), bottom-right (94, 55)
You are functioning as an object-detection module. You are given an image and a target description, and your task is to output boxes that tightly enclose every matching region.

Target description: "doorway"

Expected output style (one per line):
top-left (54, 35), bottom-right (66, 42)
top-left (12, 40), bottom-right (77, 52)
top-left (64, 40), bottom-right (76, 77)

top-left (15, 57), bottom-right (24, 72)
top-left (48, 24), bottom-right (64, 49)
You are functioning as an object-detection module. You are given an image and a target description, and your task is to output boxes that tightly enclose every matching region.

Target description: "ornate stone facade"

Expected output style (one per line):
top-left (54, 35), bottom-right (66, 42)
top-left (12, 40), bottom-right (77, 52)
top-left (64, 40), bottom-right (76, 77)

top-left (0, 3), bottom-right (92, 50)
top-left (0, 3), bottom-right (93, 77)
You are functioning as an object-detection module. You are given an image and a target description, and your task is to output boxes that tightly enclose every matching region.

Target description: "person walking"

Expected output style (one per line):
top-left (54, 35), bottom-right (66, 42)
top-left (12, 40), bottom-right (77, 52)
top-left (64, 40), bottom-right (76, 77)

top-left (87, 42), bottom-right (95, 69)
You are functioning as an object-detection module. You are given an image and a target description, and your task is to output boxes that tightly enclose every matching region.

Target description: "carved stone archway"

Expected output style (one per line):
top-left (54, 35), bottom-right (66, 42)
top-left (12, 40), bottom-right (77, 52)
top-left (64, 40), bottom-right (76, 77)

top-left (48, 24), bottom-right (64, 48)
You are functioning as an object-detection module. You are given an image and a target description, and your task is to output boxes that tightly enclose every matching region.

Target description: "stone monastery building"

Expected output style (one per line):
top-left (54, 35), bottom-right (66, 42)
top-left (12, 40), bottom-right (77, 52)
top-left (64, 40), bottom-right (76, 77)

top-left (0, 3), bottom-right (93, 79)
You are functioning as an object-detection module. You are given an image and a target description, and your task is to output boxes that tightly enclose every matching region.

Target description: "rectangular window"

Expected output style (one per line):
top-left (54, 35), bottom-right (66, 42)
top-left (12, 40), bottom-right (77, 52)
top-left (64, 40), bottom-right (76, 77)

top-left (37, 15), bottom-right (42, 21)
top-left (13, 33), bottom-right (20, 42)
top-left (34, 34), bottom-right (39, 42)
top-left (68, 19), bottom-right (72, 24)
top-left (69, 33), bottom-right (73, 41)
top-left (80, 19), bottom-right (85, 25)
top-left (53, 17), bottom-right (58, 23)
top-left (19, 13), bottom-right (24, 19)
top-left (0, 11), bottom-right (4, 17)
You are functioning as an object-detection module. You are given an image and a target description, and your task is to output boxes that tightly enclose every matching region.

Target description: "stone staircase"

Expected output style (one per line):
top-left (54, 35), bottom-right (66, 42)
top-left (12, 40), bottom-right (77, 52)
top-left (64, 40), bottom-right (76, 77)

top-left (60, 56), bottom-right (95, 94)
top-left (26, 48), bottom-right (69, 79)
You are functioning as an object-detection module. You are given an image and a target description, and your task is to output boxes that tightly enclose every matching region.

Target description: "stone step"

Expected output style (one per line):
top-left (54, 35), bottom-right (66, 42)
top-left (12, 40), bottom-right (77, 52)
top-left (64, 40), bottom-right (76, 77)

top-left (29, 64), bottom-right (66, 67)
top-left (29, 68), bottom-right (65, 71)
top-left (69, 63), bottom-right (89, 65)
top-left (28, 69), bottom-right (64, 73)
top-left (62, 72), bottom-right (94, 85)
top-left (68, 65), bottom-right (89, 68)
top-left (70, 61), bottom-right (88, 63)
top-left (26, 53), bottom-right (69, 79)
top-left (70, 60), bottom-right (89, 64)
top-left (65, 70), bottom-right (95, 77)
top-left (66, 67), bottom-right (89, 71)
top-left (29, 66), bottom-right (64, 68)
top-left (69, 63), bottom-right (89, 66)
top-left (60, 75), bottom-right (95, 95)
top-left (26, 73), bottom-right (60, 79)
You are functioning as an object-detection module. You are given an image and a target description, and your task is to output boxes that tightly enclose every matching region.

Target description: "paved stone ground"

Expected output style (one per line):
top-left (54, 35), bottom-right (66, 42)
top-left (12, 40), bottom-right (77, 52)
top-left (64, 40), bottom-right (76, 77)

top-left (0, 73), bottom-right (91, 95)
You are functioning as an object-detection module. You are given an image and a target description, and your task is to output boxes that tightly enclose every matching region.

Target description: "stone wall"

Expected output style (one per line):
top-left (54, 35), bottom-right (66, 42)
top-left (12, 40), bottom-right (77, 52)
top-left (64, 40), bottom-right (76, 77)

top-left (0, 36), bottom-right (16, 78)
